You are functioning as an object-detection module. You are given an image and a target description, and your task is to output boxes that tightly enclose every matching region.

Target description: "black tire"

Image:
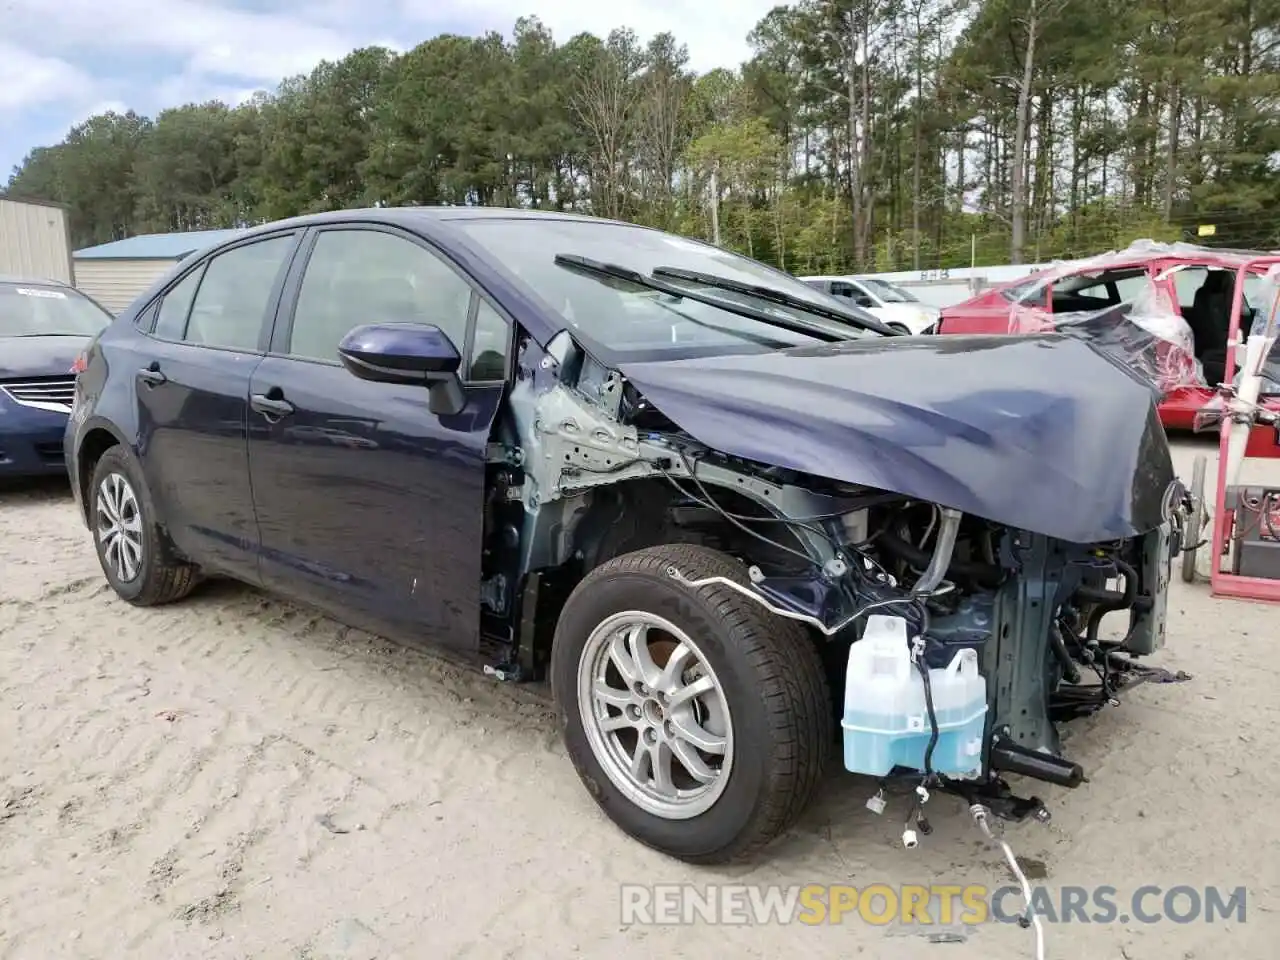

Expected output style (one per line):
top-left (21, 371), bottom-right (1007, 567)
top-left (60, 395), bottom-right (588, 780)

top-left (887, 321), bottom-right (912, 335)
top-left (1181, 454), bottom-right (1207, 584)
top-left (88, 445), bottom-right (197, 606)
top-left (550, 543), bottom-right (832, 864)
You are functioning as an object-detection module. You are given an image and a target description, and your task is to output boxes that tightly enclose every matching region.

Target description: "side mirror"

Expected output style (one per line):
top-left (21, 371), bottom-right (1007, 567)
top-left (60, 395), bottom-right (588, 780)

top-left (854, 296), bottom-right (875, 308)
top-left (338, 322), bottom-right (466, 416)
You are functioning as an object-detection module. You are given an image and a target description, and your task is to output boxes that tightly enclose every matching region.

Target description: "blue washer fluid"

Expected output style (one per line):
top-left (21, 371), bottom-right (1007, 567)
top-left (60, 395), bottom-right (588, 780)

top-left (841, 614), bottom-right (989, 779)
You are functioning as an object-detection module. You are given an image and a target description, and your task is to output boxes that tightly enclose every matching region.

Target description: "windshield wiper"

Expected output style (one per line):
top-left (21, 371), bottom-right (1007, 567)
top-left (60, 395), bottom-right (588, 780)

top-left (651, 266), bottom-right (900, 336)
top-left (553, 254), bottom-right (849, 343)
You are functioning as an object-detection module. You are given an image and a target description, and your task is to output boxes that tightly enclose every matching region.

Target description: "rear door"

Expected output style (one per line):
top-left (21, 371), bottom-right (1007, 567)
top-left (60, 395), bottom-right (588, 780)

top-left (132, 232), bottom-right (300, 580)
top-left (246, 224), bottom-right (510, 652)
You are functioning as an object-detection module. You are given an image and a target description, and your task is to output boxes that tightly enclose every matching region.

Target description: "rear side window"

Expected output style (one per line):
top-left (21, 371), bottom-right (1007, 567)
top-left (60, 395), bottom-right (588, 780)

top-left (153, 266), bottom-right (203, 340)
top-left (172, 236), bottom-right (293, 350)
top-left (1061, 268), bottom-right (1147, 305)
top-left (1111, 273), bottom-right (1150, 301)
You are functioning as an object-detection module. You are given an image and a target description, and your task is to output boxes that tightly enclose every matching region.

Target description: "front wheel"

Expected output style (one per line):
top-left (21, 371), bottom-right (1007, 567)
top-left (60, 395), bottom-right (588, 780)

top-left (550, 543), bottom-right (832, 864)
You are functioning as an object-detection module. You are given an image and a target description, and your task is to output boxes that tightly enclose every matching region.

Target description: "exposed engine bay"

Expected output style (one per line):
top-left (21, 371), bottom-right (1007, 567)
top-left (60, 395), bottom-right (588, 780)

top-left (480, 327), bottom-right (1190, 825)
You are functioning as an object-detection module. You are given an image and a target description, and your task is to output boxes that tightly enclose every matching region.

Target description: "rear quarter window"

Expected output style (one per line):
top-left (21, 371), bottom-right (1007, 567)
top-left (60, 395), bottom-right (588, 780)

top-left (153, 267), bottom-right (204, 340)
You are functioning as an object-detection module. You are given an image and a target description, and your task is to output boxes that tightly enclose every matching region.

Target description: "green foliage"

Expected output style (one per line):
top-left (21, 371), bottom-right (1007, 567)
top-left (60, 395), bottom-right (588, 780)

top-left (4, 6), bottom-right (1277, 267)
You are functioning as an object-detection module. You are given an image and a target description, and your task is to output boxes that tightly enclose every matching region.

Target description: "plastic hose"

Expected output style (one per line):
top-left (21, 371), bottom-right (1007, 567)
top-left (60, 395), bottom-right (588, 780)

top-left (970, 804), bottom-right (1046, 960)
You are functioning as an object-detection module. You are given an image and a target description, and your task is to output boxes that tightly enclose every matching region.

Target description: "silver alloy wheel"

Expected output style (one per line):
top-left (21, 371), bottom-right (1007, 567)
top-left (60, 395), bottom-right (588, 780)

top-left (96, 472), bottom-right (143, 583)
top-left (577, 610), bottom-right (734, 820)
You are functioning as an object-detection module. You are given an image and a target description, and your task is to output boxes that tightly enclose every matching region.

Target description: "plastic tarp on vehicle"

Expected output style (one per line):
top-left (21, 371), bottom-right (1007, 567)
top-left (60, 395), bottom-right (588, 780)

top-left (1003, 240), bottom-right (1280, 397)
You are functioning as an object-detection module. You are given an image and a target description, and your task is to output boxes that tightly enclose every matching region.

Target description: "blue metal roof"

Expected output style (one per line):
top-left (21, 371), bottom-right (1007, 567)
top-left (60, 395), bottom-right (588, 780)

top-left (73, 228), bottom-right (247, 261)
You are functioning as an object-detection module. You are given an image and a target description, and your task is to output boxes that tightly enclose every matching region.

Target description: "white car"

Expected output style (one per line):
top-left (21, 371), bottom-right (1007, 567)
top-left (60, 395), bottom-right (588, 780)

top-left (798, 275), bottom-right (941, 334)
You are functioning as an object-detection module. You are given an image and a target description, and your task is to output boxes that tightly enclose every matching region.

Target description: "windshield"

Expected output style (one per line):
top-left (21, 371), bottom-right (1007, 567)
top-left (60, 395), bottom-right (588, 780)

top-left (449, 218), bottom-right (878, 358)
top-left (0, 283), bottom-right (112, 337)
top-left (859, 277), bottom-right (919, 303)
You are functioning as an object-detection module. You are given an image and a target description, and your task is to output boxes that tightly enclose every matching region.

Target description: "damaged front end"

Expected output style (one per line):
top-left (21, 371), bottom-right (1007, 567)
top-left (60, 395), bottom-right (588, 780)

top-left (667, 498), bottom-right (1185, 822)
top-left (486, 326), bottom-right (1190, 826)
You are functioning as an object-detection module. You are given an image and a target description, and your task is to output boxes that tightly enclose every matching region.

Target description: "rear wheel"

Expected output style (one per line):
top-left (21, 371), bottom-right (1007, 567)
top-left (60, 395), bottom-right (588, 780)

top-left (550, 543), bottom-right (832, 864)
top-left (89, 446), bottom-right (197, 605)
top-left (1180, 454), bottom-right (1208, 583)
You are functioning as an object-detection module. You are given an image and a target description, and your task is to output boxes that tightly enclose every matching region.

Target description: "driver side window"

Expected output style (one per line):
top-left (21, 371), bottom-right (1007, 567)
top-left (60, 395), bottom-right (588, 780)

top-left (287, 229), bottom-right (474, 364)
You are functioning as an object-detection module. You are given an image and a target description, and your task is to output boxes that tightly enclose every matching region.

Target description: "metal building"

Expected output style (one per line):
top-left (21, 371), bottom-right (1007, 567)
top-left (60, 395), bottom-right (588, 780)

top-left (0, 196), bottom-right (74, 283)
top-left (72, 228), bottom-right (245, 313)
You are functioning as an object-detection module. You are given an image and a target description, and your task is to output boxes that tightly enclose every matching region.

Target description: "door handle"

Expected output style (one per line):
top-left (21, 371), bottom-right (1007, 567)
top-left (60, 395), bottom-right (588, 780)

top-left (138, 362), bottom-right (167, 386)
top-left (251, 393), bottom-right (295, 418)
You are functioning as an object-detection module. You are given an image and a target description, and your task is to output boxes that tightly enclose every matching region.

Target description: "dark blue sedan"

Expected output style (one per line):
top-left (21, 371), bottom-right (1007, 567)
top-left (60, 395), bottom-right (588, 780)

top-left (65, 207), bottom-right (1183, 864)
top-left (0, 277), bottom-right (111, 477)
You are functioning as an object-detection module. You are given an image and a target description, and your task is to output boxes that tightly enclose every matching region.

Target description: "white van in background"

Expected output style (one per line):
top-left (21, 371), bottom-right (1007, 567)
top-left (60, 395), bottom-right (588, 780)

top-left (798, 275), bottom-right (942, 334)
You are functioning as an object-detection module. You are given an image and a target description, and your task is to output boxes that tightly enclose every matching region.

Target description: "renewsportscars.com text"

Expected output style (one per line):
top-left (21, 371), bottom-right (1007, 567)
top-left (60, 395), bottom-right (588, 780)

top-left (620, 883), bottom-right (1248, 927)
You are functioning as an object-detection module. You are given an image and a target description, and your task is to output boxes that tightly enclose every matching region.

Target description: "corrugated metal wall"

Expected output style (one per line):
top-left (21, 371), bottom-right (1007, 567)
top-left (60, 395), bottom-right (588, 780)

top-left (0, 198), bottom-right (73, 282)
top-left (73, 259), bottom-right (176, 314)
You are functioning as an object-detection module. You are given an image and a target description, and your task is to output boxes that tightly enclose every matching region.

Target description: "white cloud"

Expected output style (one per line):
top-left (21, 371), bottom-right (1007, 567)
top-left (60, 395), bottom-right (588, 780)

top-left (0, 42), bottom-right (95, 113)
top-left (5, 0), bottom-right (359, 84)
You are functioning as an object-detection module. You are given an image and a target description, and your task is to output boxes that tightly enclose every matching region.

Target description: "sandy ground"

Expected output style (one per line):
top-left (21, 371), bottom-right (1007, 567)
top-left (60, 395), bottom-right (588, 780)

top-left (1, 437), bottom-right (1276, 960)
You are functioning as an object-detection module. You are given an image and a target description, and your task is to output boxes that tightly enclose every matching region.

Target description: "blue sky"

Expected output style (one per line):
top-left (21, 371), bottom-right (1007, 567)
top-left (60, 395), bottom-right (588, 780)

top-left (1, 0), bottom-right (781, 184)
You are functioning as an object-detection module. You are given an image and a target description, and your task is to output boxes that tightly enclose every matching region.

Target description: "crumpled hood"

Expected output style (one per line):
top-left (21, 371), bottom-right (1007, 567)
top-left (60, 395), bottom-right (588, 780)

top-left (620, 334), bottom-right (1176, 544)
top-left (0, 335), bottom-right (89, 380)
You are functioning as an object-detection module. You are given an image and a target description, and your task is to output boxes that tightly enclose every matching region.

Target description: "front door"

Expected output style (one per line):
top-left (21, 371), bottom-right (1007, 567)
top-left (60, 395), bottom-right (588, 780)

top-left (132, 232), bottom-right (299, 580)
top-left (246, 225), bottom-right (510, 652)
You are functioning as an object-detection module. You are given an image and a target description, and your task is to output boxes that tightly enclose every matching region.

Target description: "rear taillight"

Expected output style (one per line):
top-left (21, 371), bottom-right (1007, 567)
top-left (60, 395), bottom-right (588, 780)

top-left (70, 352), bottom-right (87, 374)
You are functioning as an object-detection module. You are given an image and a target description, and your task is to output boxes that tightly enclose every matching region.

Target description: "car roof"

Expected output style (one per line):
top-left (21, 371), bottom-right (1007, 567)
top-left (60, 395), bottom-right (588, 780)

top-left (187, 207), bottom-right (704, 347)
top-left (232, 205), bottom-right (638, 239)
